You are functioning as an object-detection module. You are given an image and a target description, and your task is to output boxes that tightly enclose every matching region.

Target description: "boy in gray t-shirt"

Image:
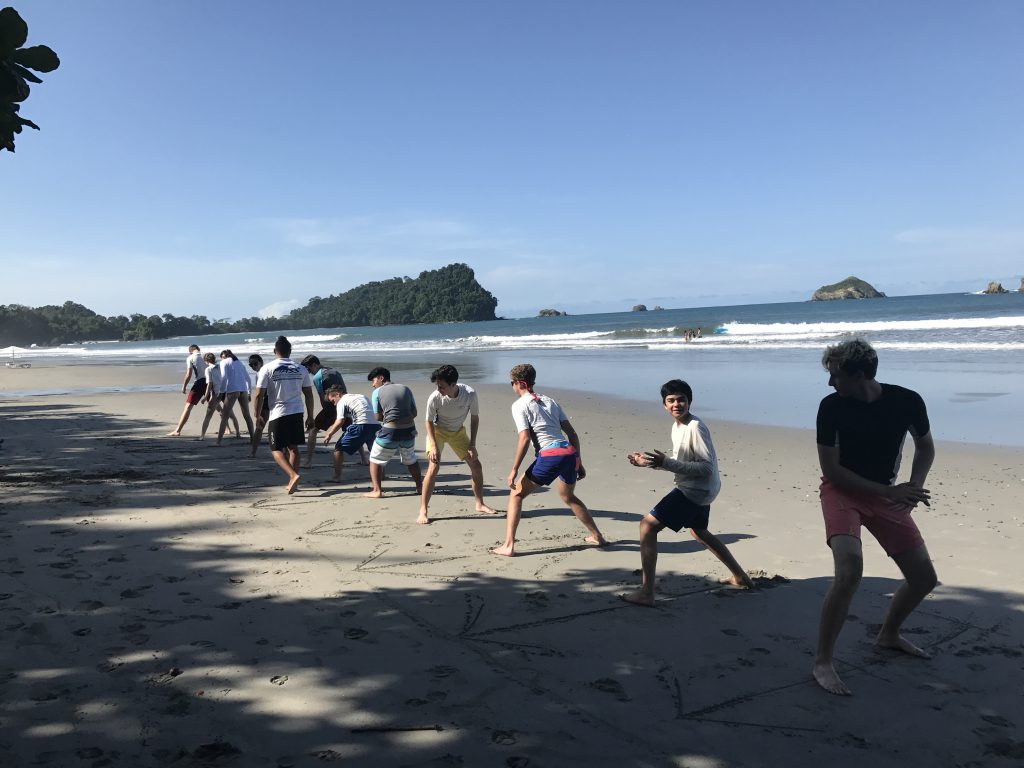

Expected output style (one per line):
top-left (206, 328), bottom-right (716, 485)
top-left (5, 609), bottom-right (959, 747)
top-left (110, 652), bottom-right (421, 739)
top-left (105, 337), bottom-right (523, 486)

top-left (363, 367), bottom-right (422, 498)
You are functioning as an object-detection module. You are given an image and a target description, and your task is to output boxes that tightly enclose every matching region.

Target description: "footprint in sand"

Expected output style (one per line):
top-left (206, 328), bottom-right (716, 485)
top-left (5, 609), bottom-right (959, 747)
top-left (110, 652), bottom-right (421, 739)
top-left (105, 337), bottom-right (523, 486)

top-left (721, 628), bottom-right (740, 636)
top-left (217, 602), bottom-right (242, 610)
top-left (491, 730), bottom-right (518, 746)
top-left (429, 665), bottom-right (459, 679)
top-left (590, 677), bottom-right (630, 702)
top-left (269, 675), bottom-right (289, 685)
top-left (344, 627), bottom-right (368, 640)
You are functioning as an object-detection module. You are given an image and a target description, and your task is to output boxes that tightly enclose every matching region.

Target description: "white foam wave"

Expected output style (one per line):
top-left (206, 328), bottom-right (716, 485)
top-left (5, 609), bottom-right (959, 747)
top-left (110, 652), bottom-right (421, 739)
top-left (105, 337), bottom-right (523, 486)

top-left (721, 316), bottom-right (1024, 336)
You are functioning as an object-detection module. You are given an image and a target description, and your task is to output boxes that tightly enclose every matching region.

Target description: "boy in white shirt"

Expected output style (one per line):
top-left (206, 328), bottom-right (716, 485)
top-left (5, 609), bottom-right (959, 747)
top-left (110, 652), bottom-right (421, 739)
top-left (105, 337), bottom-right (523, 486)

top-left (491, 363), bottom-right (607, 557)
top-left (622, 379), bottom-right (753, 606)
top-left (322, 385), bottom-right (379, 482)
top-left (417, 365), bottom-right (497, 525)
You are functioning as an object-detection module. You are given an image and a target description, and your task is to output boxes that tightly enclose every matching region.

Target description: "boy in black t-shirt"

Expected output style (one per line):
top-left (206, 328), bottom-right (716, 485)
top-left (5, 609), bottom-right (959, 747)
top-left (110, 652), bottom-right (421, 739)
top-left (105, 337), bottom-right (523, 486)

top-left (813, 339), bottom-right (937, 696)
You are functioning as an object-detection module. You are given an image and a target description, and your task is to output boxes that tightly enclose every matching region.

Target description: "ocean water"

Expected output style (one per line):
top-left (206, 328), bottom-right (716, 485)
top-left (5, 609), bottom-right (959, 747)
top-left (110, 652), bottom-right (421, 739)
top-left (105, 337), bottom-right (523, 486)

top-left (5, 292), bottom-right (1024, 447)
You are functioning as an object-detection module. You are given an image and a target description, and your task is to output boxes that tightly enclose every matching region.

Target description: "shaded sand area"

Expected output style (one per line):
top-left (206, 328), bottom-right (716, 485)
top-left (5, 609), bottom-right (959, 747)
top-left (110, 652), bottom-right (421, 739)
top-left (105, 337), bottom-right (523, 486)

top-left (1, 366), bottom-right (1022, 767)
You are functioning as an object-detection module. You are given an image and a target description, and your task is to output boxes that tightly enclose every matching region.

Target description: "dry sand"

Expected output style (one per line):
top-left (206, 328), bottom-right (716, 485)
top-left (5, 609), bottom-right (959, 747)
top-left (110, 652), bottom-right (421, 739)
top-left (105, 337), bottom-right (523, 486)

top-left (1, 365), bottom-right (1022, 767)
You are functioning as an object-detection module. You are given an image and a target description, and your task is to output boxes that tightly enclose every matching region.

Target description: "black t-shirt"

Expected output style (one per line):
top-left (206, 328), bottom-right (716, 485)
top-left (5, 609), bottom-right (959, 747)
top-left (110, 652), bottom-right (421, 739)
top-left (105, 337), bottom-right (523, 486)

top-left (816, 383), bottom-right (930, 485)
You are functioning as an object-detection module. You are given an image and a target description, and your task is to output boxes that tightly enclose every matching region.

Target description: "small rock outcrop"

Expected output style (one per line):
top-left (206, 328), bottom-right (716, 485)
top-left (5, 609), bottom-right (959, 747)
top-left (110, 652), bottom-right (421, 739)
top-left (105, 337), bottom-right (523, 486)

top-left (632, 304), bottom-right (648, 312)
top-left (538, 308), bottom-right (568, 317)
top-left (982, 281), bottom-right (1009, 294)
top-left (812, 276), bottom-right (886, 301)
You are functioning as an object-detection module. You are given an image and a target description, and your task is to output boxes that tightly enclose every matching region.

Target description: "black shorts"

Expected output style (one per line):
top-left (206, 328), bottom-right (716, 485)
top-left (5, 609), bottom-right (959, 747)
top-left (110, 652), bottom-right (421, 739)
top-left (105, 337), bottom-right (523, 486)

top-left (650, 488), bottom-right (710, 533)
top-left (268, 412), bottom-right (305, 452)
top-left (313, 403), bottom-right (337, 432)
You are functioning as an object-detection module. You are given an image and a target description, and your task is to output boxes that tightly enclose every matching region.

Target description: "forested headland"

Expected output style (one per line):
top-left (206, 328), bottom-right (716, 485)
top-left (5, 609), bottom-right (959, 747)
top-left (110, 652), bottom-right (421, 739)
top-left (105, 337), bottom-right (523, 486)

top-left (1, 263), bottom-right (498, 346)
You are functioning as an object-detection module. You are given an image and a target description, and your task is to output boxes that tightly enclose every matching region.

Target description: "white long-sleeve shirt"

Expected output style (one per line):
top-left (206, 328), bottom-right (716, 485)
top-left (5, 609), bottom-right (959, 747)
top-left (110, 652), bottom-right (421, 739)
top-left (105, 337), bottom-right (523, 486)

top-left (659, 417), bottom-right (721, 505)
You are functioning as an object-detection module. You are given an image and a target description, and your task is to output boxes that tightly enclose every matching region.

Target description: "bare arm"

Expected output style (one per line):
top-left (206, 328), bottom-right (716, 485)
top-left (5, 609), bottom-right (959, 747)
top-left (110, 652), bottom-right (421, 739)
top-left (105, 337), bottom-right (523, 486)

top-left (180, 362), bottom-right (192, 394)
top-left (302, 386), bottom-right (315, 430)
top-left (252, 388), bottom-right (265, 423)
top-left (467, 414), bottom-right (480, 460)
top-left (507, 429), bottom-right (532, 488)
top-left (908, 431), bottom-right (935, 488)
top-left (818, 443), bottom-right (931, 509)
top-left (425, 419), bottom-right (439, 463)
top-left (561, 419), bottom-right (586, 480)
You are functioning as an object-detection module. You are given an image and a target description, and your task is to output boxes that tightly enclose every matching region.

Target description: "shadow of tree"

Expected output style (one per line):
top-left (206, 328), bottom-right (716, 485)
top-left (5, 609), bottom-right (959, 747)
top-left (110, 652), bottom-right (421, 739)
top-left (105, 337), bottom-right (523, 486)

top-left (1, 402), bottom-right (1022, 768)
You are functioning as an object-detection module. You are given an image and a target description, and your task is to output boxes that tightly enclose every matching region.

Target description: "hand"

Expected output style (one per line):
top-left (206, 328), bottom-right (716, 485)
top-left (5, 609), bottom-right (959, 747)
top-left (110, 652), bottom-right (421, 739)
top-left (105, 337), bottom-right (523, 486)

top-left (181, 386), bottom-right (187, 395)
top-left (507, 470), bottom-right (518, 489)
top-left (643, 450), bottom-right (666, 468)
top-left (466, 445), bottom-right (477, 461)
top-left (885, 482), bottom-right (931, 510)
top-left (255, 415), bottom-right (265, 428)
top-left (305, 416), bottom-right (314, 430)
top-left (577, 463), bottom-right (586, 481)
top-left (322, 434), bottom-right (332, 445)
top-left (427, 449), bottom-right (439, 464)
top-left (627, 452), bottom-right (646, 467)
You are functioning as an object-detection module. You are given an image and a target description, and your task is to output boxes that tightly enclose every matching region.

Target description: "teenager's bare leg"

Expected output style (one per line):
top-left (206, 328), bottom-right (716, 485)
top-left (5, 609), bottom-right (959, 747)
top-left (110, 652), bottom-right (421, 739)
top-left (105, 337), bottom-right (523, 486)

top-left (304, 428), bottom-right (317, 468)
top-left (876, 544), bottom-right (937, 658)
top-left (215, 394), bottom-right (239, 445)
top-left (236, 394), bottom-right (255, 438)
top-left (467, 455), bottom-right (496, 514)
top-left (491, 476), bottom-right (537, 556)
top-left (330, 449), bottom-right (345, 482)
top-left (406, 461), bottom-right (423, 495)
top-left (814, 535), bottom-right (862, 696)
top-left (168, 402), bottom-right (195, 436)
top-left (271, 448), bottom-right (301, 494)
top-left (622, 515), bottom-right (664, 606)
top-left (557, 481), bottom-right (607, 546)
top-left (418, 459), bottom-right (441, 524)
top-left (690, 528), bottom-right (754, 588)
top-left (363, 463), bottom-right (384, 498)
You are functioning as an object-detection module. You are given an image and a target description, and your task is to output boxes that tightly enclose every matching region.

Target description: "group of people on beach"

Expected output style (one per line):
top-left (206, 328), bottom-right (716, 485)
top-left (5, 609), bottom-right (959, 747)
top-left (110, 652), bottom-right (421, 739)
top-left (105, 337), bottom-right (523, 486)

top-left (168, 336), bottom-right (937, 697)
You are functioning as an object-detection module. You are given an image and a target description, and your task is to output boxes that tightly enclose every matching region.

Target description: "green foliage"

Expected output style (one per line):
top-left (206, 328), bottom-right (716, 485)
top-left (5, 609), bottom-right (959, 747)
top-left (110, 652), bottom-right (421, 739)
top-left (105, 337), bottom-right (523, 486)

top-left (283, 263), bottom-right (498, 329)
top-left (1, 6), bottom-right (60, 153)
top-left (0, 263), bottom-right (500, 346)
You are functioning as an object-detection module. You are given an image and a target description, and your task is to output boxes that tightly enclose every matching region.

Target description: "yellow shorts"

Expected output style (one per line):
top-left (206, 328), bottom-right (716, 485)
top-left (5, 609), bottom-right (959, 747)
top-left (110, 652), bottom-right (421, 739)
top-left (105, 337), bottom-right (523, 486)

top-left (430, 426), bottom-right (471, 460)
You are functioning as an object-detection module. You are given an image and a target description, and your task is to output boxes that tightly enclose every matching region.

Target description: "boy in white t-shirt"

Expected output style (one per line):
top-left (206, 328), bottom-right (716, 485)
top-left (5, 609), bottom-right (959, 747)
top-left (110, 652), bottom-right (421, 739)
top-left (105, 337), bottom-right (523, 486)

top-left (322, 385), bottom-right (379, 482)
top-left (491, 363), bottom-right (607, 557)
top-left (252, 336), bottom-right (314, 494)
top-left (622, 379), bottom-right (753, 607)
top-left (418, 364), bottom-right (497, 525)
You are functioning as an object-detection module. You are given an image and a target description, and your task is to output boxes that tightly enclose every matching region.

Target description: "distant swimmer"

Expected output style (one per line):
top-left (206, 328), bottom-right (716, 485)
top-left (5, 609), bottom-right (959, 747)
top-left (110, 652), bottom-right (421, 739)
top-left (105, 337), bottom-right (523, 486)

top-left (167, 344), bottom-right (206, 436)
top-left (813, 339), bottom-right (937, 696)
top-left (622, 379), bottom-right (752, 607)
top-left (491, 363), bottom-right (606, 557)
top-left (417, 364), bottom-right (497, 525)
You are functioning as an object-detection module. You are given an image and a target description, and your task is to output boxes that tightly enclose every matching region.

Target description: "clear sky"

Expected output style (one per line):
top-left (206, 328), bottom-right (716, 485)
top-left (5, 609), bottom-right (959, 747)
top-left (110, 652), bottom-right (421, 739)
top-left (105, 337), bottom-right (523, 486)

top-left (4, 1), bottom-right (1023, 320)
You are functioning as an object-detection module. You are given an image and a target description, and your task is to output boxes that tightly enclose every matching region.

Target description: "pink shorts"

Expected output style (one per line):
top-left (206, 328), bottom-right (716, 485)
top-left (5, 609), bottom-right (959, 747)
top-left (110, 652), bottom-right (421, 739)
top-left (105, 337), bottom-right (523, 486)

top-left (819, 479), bottom-right (924, 558)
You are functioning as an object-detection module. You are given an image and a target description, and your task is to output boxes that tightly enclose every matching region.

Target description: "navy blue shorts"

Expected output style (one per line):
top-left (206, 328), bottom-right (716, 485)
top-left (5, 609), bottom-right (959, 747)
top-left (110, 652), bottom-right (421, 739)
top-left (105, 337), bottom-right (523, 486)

top-left (650, 488), bottom-right (710, 532)
top-left (336, 423), bottom-right (381, 455)
top-left (525, 450), bottom-right (579, 486)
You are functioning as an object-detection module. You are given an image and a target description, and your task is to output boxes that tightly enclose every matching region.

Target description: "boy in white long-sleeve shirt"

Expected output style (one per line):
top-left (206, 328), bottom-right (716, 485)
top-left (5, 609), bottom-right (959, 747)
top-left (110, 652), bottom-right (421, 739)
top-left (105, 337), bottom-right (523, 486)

top-left (622, 379), bottom-right (753, 606)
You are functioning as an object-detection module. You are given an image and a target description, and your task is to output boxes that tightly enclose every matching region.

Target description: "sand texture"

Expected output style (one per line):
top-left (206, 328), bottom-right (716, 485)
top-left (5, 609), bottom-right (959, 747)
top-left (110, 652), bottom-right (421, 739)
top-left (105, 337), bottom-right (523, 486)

top-left (1, 367), bottom-right (1022, 767)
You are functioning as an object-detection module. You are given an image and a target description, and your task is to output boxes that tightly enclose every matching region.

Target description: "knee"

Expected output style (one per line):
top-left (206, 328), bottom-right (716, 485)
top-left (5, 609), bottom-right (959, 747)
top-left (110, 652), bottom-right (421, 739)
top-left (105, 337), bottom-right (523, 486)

top-left (639, 519), bottom-right (659, 540)
top-left (833, 557), bottom-right (863, 592)
top-left (911, 564), bottom-right (938, 595)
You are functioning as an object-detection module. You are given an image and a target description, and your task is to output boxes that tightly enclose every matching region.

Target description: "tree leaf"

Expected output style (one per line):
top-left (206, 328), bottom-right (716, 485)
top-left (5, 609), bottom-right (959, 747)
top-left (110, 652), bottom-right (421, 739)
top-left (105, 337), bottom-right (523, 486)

top-left (13, 45), bottom-right (60, 73)
top-left (0, 7), bottom-right (29, 57)
top-left (12, 62), bottom-right (42, 84)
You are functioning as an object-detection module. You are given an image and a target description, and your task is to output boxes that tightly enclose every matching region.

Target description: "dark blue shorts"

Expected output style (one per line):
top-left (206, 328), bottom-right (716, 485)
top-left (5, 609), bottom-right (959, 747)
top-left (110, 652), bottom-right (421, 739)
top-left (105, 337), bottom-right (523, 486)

top-left (336, 423), bottom-right (381, 455)
top-left (525, 450), bottom-right (579, 486)
top-left (650, 488), bottom-right (710, 533)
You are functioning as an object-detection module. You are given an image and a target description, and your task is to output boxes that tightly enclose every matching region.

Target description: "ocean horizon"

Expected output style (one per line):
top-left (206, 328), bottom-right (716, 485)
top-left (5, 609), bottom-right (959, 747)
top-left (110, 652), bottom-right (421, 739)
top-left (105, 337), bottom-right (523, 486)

top-left (4, 291), bottom-right (1023, 447)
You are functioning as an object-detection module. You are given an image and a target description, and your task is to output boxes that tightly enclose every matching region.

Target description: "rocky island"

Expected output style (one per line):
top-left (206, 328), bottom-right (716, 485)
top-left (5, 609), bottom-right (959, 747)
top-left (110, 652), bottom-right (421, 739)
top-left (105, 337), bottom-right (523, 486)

top-left (811, 276), bottom-right (885, 301)
top-left (981, 281), bottom-right (1009, 294)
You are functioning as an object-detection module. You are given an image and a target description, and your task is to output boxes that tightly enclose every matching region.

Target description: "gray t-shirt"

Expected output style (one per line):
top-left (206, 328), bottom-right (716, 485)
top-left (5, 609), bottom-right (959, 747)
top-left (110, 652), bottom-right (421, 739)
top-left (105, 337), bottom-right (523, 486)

top-left (374, 382), bottom-right (417, 427)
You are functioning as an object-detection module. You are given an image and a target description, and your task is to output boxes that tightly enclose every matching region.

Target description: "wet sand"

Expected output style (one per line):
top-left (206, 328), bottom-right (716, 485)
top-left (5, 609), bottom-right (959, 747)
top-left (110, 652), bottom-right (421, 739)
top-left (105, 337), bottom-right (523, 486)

top-left (1, 365), bottom-right (1022, 767)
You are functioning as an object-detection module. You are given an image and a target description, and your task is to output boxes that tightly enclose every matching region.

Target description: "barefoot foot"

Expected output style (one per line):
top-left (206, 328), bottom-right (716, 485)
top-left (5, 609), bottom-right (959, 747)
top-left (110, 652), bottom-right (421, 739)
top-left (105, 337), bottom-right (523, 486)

top-left (476, 504), bottom-right (498, 515)
top-left (875, 634), bottom-right (931, 658)
top-left (720, 574), bottom-right (755, 589)
top-left (813, 661), bottom-right (851, 695)
top-left (286, 475), bottom-right (300, 495)
top-left (362, 490), bottom-right (383, 499)
top-left (416, 514), bottom-right (431, 525)
top-left (166, 431), bottom-right (180, 437)
top-left (585, 534), bottom-right (609, 547)
top-left (490, 544), bottom-right (515, 557)
top-left (620, 590), bottom-right (655, 607)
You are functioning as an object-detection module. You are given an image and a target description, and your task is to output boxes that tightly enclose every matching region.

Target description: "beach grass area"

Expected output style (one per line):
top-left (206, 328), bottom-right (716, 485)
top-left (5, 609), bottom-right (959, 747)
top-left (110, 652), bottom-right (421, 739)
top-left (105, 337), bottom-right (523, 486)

top-left (1, 365), bottom-right (1022, 767)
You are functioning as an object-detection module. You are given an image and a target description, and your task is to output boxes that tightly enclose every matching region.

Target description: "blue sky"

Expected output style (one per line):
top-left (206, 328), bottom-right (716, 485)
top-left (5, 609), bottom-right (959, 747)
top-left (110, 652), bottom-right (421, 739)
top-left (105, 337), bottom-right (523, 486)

top-left (4, 1), bottom-right (1023, 320)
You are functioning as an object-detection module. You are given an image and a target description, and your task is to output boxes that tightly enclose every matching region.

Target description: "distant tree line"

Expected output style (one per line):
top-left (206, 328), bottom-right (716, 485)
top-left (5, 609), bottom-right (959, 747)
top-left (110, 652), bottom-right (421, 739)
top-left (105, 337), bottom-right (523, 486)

top-left (1, 263), bottom-right (498, 346)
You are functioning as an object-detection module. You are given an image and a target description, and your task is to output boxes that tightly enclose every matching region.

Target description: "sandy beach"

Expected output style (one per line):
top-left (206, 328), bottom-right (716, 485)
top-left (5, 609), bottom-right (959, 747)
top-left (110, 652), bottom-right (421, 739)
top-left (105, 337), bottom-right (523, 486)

top-left (1, 364), bottom-right (1022, 767)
